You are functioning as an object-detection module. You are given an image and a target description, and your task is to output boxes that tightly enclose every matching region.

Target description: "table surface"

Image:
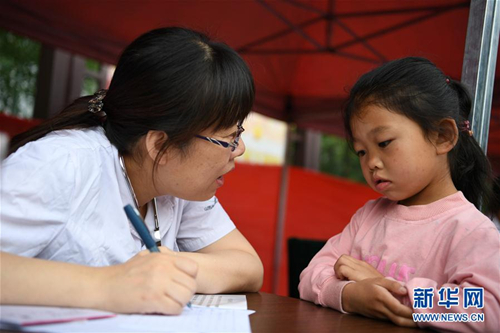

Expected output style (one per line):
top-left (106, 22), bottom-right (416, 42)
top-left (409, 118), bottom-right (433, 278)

top-left (0, 293), bottom-right (429, 333)
top-left (246, 292), bottom-right (429, 333)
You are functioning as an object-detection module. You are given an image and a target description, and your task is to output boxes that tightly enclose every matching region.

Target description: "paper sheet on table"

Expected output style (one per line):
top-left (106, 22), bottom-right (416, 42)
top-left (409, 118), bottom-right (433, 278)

top-left (24, 307), bottom-right (253, 333)
top-left (0, 305), bottom-right (115, 326)
top-left (190, 294), bottom-right (248, 309)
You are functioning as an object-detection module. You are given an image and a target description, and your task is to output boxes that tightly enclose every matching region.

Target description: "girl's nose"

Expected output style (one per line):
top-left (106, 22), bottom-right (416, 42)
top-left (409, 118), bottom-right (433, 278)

top-left (367, 153), bottom-right (382, 171)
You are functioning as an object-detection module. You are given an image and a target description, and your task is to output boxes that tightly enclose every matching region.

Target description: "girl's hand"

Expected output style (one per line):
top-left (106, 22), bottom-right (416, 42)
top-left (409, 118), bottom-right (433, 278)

top-left (334, 254), bottom-right (384, 281)
top-left (98, 251), bottom-right (198, 314)
top-left (342, 278), bottom-right (416, 327)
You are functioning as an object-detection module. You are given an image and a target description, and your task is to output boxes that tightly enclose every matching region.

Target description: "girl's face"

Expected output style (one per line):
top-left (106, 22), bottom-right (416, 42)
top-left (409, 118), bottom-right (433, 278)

top-left (155, 123), bottom-right (245, 201)
top-left (351, 104), bottom-right (455, 206)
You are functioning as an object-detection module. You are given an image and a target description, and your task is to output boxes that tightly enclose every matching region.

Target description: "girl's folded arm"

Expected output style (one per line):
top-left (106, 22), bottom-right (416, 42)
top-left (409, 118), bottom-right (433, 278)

top-left (405, 226), bottom-right (500, 333)
top-left (298, 205), bottom-right (369, 312)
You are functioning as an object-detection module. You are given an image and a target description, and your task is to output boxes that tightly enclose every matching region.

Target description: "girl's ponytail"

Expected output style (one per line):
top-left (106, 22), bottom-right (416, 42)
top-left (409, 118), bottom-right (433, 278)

top-left (448, 80), bottom-right (492, 209)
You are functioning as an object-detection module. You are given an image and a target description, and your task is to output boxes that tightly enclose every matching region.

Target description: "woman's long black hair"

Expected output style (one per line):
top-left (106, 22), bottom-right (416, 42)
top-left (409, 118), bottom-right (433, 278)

top-left (10, 27), bottom-right (255, 164)
top-left (343, 57), bottom-right (492, 209)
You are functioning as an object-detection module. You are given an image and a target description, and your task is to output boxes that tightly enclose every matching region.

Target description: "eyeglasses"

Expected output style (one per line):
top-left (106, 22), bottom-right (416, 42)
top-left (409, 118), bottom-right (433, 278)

top-left (195, 123), bottom-right (245, 152)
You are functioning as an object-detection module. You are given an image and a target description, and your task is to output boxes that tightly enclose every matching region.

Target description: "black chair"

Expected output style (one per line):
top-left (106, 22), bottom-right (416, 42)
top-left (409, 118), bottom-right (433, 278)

top-left (288, 237), bottom-right (327, 298)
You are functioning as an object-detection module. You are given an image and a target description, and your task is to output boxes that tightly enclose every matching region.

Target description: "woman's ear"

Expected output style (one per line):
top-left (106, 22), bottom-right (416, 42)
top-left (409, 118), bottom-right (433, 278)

top-left (145, 130), bottom-right (168, 164)
top-left (434, 118), bottom-right (458, 155)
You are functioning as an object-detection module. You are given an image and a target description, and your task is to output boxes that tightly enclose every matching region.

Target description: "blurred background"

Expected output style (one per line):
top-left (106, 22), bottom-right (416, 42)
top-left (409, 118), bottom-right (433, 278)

top-left (1, 0), bottom-right (498, 296)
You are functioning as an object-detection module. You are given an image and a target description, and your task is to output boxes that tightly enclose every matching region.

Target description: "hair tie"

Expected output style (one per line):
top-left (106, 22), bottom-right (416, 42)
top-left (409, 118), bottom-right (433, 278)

top-left (88, 89), bottom-right (108, 123)
top-left (459, 120), bottom-right (473, 137)
top-left (445, 77), bottom-right (451, 84)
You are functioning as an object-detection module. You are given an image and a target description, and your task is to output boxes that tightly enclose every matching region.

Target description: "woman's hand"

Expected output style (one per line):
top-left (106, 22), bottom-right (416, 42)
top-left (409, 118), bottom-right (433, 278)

top-left (342, 278), bottom-right (416, 327)
top-left (334, 254), bottom-right (384, 282)
top-left (99, 251), bottom-right (198, 314)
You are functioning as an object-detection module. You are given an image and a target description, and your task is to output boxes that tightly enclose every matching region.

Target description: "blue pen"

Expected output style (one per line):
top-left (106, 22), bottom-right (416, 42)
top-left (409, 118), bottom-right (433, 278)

top-left (124, 204), bottom-right (192, 308)
top-left (124, 204), bottom-right (160, 252)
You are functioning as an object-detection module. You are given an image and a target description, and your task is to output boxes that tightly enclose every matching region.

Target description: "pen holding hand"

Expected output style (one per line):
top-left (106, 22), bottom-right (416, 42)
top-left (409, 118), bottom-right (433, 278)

top-left (124, 204), bottom-right (193, 309)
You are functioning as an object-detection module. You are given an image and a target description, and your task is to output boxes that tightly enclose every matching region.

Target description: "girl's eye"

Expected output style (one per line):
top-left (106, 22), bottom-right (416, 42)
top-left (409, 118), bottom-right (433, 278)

top-left (379, 140), bottom-right (392, 148)
top-left (356, 150), bottom-right (366, 157)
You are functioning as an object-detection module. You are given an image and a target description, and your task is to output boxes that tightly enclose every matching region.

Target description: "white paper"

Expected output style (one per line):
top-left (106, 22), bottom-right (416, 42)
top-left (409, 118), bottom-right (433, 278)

top-left (190, 294), bottom-right (248, 310)
top-left (0, 305), bottom-right (115, 326)
top-left (24, 307), bottom-right (252, 333)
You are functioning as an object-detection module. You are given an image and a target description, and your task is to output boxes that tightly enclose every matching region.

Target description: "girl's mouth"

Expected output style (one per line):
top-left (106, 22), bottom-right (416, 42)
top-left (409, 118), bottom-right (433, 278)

top-left (375, 179), bottom-right (391, 191)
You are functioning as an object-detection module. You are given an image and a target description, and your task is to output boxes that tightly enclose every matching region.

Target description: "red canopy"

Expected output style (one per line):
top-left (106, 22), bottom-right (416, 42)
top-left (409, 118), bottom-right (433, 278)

top-left (1, 0), bottom-right (499, 170)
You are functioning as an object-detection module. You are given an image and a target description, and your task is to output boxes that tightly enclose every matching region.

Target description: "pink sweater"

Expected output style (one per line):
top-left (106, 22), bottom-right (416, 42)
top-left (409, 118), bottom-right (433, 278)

top-left (299, 192), bottom-right (500, 332)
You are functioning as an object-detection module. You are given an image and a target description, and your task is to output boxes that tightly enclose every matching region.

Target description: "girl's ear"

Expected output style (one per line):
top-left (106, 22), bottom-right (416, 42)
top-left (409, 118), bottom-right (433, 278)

top-left (144, 130), bottom-right (168, 164)
top-left (434, 118), bottom-right (458, 155)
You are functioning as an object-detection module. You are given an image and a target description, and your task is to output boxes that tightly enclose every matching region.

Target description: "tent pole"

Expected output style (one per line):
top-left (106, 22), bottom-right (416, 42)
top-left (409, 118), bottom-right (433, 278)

top-left (272, 123), bottom-right (292, 294)
top-left (461, 0), bottom-right (500, 154)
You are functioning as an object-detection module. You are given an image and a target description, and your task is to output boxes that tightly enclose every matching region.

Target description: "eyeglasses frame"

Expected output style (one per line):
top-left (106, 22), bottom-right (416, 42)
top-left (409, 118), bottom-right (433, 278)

top-left (195, 123), bottom-right (245, 152)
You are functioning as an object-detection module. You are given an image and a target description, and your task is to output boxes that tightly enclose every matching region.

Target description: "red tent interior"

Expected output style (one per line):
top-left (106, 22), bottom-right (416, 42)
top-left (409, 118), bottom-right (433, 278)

top-left (1, 0), bottom-right (498, 294)
top-left (1, 0), bottom-right (498, 169)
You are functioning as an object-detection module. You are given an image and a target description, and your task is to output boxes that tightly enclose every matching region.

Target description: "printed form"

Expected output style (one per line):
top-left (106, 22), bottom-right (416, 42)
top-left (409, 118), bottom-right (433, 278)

top-left (191, 294), bottom-right (248, 310)
top-left (8, 295), bottom-right (253, 332)
top-left (23, 307), bottom-right (253, 333)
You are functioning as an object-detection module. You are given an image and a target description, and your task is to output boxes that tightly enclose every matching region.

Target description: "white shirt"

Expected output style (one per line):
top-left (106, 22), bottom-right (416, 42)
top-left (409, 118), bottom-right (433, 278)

top-left (0, 128), bottom-right (235, 266)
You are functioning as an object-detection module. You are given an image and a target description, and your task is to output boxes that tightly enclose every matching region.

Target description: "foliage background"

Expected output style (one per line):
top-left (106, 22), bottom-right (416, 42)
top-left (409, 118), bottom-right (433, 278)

top-left (320, 134), bottom-right (365, 183)
top-left (0, 28), bottom-right (40, 117)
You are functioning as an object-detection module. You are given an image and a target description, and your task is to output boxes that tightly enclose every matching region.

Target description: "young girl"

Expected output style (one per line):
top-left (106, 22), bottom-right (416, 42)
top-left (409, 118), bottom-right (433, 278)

top-left (299, 57), bottom-right (500, 332)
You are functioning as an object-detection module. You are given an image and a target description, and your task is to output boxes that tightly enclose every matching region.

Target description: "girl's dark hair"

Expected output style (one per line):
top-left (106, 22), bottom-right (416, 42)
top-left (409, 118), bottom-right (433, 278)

top-left (486, 177), bottom-right (500, 218)
top-left (9, 27), bottom-right (255, 165)
top-left (343, 57), bottom-right (492, 209)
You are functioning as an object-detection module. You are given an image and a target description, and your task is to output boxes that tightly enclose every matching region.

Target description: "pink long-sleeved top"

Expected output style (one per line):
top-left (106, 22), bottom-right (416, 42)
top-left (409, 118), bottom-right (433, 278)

top-left (299, 192), bottom-right (500, 332)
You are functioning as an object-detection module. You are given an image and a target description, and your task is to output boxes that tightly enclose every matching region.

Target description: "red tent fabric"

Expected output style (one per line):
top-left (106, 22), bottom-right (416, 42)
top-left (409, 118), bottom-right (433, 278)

top-left (0, 113), bottom-right (42, 138)
top-left (1, 0), bottom-right (499, 172)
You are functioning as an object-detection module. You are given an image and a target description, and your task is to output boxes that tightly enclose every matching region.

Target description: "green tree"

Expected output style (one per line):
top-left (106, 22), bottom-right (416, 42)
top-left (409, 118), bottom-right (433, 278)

top-left (81, 59), bottom-right (101, 96)
top-left (320, 134), bottom-right (365, 183)
top-left (0, 29), bottom-right (41, 118)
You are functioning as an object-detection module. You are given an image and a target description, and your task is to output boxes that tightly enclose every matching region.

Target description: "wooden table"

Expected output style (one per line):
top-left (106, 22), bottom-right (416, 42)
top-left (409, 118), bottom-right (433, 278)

top-left (247, 292), bottom-right (429, 333)
top-left (0, 293), bottom-right (429, 333)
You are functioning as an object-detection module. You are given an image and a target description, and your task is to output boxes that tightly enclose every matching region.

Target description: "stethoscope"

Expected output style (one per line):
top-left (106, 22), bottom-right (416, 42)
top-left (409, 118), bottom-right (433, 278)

top-left (119, 154), bottom-right (161, 246)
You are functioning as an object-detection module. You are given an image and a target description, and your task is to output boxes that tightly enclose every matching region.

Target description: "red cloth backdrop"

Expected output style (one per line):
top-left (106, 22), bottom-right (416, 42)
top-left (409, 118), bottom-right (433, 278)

top-left (0, 113), bottom-right (41, 138)
top-left (217, 163), bottom-right (380, 295)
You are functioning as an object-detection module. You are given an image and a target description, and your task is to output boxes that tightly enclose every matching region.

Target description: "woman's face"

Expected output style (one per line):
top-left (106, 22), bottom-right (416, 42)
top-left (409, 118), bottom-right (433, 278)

top-left (156, 123), bottom-right (245, 201)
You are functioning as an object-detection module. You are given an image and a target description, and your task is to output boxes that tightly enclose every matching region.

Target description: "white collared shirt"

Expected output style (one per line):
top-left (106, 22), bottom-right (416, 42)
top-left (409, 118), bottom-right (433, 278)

top-left (0, 127), bottom-right (235, 266)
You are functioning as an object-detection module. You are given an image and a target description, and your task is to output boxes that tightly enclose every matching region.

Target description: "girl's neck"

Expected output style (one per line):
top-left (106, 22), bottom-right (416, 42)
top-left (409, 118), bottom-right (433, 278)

top-left (400, 169), bottom-right (457, 206)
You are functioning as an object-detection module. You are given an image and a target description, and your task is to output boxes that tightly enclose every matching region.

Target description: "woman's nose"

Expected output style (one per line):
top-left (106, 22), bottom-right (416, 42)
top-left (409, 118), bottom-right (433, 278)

top-left (233, 138), bottom-right (246, 158)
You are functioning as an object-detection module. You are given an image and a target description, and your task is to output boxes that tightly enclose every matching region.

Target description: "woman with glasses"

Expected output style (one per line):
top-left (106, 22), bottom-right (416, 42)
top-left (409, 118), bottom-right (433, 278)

top-left (0, 27), bottom-right (263, 315)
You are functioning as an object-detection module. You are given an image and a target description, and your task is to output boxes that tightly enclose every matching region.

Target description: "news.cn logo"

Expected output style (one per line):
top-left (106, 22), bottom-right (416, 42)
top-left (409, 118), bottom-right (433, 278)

top-left (412, 287), bottom-right (485, 323)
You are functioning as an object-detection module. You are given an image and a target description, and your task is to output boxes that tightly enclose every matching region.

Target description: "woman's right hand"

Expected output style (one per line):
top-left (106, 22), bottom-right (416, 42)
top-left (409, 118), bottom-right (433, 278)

top-left (98, 251), bottom-right (198, 314)
top-left (342, 278), bottom-right (416, 328)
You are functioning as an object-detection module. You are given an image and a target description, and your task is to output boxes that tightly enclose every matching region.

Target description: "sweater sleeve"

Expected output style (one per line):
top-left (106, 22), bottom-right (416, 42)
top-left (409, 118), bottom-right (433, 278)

top-left (298, 203), bottom-right (370, 312)
top-left (406, 224), bottom-right (500, 332)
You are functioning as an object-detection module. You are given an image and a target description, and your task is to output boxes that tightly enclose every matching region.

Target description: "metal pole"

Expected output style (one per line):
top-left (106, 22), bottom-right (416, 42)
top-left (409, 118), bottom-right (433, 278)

top-left (272, 124), bottom-right (292, 293)
top-left (461, 0), bottom-right (500, 153)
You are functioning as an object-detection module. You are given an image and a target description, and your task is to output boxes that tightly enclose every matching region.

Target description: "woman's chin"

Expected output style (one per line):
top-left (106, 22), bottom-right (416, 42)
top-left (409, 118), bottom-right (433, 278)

top-left (180, 191), bottom-right (217, 202)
